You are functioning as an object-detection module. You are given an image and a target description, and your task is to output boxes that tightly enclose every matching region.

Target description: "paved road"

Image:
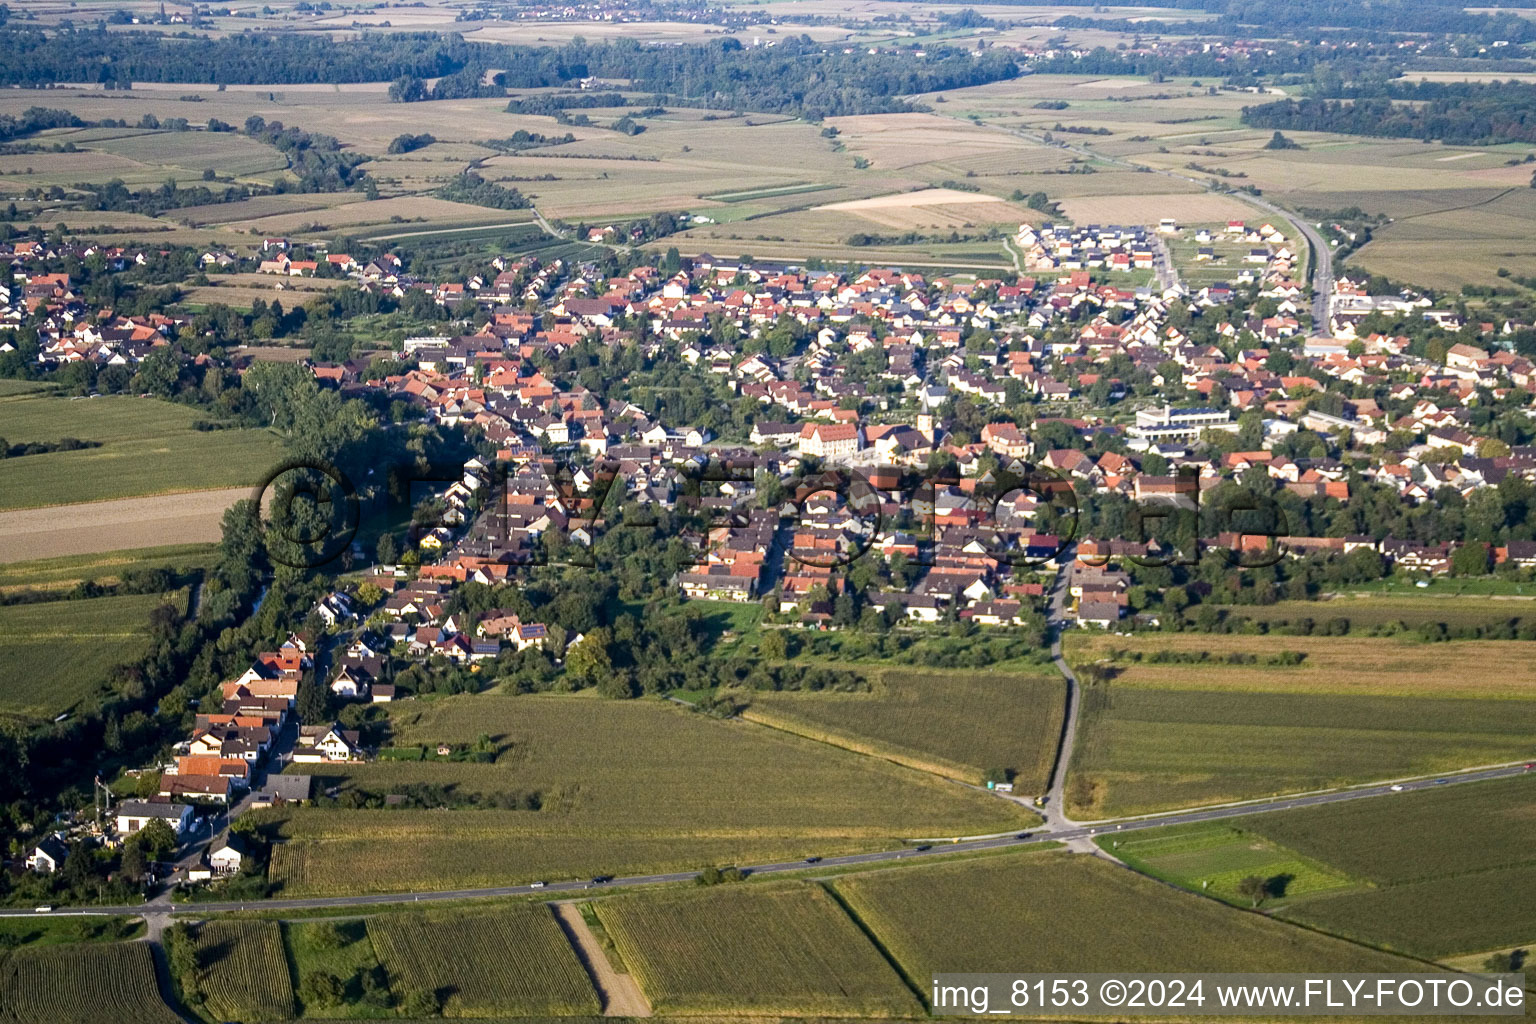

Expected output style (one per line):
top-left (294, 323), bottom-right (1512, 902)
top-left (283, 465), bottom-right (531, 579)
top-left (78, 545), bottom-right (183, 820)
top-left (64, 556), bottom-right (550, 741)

top-left (11, 763), bottom-right (1527, 920)
top-left (1042, 548), bottom-right (1080, 827)
top-left (984, 123), bottom-right (1334, 335)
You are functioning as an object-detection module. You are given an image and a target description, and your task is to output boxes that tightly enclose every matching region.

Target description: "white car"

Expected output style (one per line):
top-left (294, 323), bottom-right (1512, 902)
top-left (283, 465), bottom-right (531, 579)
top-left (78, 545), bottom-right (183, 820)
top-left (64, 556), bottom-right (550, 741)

top-left (34, 905), bottom-right (52, 913)
top-left (529, 881), bottom-right (546, 889)
top-left (1389, 784), bottom-right (1405, 792)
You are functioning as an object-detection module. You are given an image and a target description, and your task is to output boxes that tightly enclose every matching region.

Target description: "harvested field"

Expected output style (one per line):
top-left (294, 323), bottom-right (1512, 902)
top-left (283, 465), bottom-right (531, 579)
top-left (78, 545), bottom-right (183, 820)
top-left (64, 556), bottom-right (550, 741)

top-left (1056, 192), bottom-right (1258, 224)
top-left (818, 187), bottom-right (1008, 210)
top-left (595, 882), bottom-right (922, 1016)
top-left (0, 488), bottom-right (250, 562)
top-left (368, 905), bottom-right (601, 1017)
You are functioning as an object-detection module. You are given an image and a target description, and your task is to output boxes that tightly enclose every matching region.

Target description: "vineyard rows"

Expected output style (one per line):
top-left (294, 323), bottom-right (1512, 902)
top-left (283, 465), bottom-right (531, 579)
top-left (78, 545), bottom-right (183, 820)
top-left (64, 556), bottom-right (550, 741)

top-left (595, 882), bottom-right (923, 1016)
top-left (191, 920), bottom-right (296, 1022)
top-left (0, 942), bottom-right (182, 1024)
top-left (367, 904), bottom-right (600, 1017)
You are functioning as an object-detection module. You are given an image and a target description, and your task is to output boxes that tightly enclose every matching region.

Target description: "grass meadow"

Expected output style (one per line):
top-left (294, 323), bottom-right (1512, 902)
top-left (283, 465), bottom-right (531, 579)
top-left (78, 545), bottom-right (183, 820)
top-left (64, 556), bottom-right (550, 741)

top-left (0, 392), bottom-right (283, 510)
top-left (594, 882), bottom-right (922, 1016)
top-left (742, 668), bottom-right (1064, 789)
top-left (283, 918), bottom-right (390, 1019)
top-left (0, 590), bottom-right (185, 719)
top-left (0, 543), bottom-right (218, 594)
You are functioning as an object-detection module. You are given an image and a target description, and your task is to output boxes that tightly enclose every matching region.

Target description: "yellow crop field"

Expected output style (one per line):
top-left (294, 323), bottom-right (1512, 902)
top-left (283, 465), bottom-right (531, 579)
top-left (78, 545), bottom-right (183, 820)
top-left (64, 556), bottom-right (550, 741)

top-left (189, 920), bottom-right (296, 1023)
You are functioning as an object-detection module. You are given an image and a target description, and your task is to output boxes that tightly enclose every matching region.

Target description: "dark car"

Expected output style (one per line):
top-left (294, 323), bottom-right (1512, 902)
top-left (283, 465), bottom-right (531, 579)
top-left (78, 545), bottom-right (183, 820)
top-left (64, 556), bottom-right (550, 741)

top-left (1015, 832), bottom-right (1032, 840)
top-left (804, 856), bottom-right (822, 864)
top-left (590, 875), bottom-right (612, 885)
top-left (914, 844), bottom-right (932, 852)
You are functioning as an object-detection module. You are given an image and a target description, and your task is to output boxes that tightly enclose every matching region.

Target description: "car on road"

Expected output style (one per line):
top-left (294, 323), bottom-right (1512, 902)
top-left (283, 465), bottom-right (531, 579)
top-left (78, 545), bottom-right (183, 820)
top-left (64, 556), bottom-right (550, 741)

top-left (1526, 763), bottom-right (1534, 771)
top-left (1015, 832), bottom-right (1031, 840)
top-left (804, 856), bottom-right (821, 864)
top-left (34, 906), bottom-right (52, 913)
top-left (1433, 779), bottom-right (1448, 785)
top-left (914, 844), bottom-right (931, 852)
top-left (529, 881), bottom-right (546, 889)
top-left (590, 875), bottom-right (612, 885)
top-left (1389, 784), bottom-right (1405, 791)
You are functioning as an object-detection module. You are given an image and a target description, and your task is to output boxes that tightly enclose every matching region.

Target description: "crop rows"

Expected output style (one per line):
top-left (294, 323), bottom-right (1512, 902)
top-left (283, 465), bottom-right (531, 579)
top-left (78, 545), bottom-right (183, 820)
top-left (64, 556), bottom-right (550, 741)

top-left (0, 942), bottom-right (183, 1024)
top-left (833, 851), bottom-right (1414, 984)
top-left (367, 905), bottom-right (600, 1017)
top-left (595, 882), bottom-right (922, 1016)
top-left (191, 920), bottom-right (296, 1022)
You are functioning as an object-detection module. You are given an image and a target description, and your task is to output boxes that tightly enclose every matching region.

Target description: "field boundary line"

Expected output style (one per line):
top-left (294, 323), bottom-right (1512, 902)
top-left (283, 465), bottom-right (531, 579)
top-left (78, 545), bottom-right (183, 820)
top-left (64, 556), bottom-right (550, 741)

top-left (1065, 759), bottom-right (1536, 827)
top-left (551, 903), bottom-right (651, 1017)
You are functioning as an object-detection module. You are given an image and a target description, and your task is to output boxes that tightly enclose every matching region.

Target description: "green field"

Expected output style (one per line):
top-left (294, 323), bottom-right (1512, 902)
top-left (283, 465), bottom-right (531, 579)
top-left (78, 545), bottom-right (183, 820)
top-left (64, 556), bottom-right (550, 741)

top-left (258, 694), bottom-right (1031, 896)
top-left (1100, 822), bottom-right (1362, 909)
top-left (0, 916), bottom-right (142, 949)
top-left (1107, 777), bottom-right (1536, 959)
top-left (1277, 866), bottom-right (1536, 960)
top-left (743, 669), bottom-right (1064, 788)
top-left (0, 544), bottom-right (218, 593)
top-left (187, 920), bottom-right (296, 1023)
top-left (595, 882), bottom-right (922, 1016)
top-left (0, 941), bottom-right (183, 1024)
top-left (834, 851), bottom-right (1417, 989)
top-left (1066, 685), bottom-right (1536, 818)
top-left (1245, 777), bottom-right (1536, 958)
top-left (367, 905), bottom-right (600, 1017)
top-left (0, 590), bottom-right (185, 719)
top-left (0, 393), bottom-right (284, 509)
top-left (1217, 595), bottom-right (1536, 632)
top-left (284, 918), bottom-right (391, 1019)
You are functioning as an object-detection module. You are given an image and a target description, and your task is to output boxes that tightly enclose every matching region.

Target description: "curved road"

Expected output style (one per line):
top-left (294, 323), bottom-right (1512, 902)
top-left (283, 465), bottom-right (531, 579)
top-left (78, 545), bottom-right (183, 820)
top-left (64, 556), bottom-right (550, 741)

top-left (988, 122), bottom-right (1333, 334)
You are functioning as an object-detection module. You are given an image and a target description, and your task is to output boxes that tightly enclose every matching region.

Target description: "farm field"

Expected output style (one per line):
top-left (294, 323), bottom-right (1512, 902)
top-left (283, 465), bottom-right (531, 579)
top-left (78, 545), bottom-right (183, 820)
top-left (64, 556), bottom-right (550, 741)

top-left (0, 543), bottom-right (217, 593)
top-left (1100, 821), bottom-right (1364, 909)
top-left (1066, 632), bottom-right (1536, 698)
top-left (0, 393), bottom-right (284, 510)
top-left (1238, 777), bottom-right (1536, 958)
top-left (367, 905), bottom-right (600, 1017)
top-left (0, 941), bottom-right (184, 1024)
top-left (283, 918), bottom-right (390, 1019)
top-left (186, 920), bottom-right (297, 1023)
top-left (1100, 776), bottom-right (1536, 958)
top-left (1211, 594), bottom-right (1536, 632)
top-left (0, 590), bottom-right (185, 719)
top-left (1063, 632), bottom-right (1536, 816)
top-left (257, 694), bottom-right (1031, 895)
top-left (1065, 684), bottom-right (1536, 818)
top-left (834, 851), bottom-right (1416, 987)
top-left (0, 488), bottom-right (249, 563)
top-left (742, 669), bottom-right (1064, 789)
top-left (594, 882), bottom-right (922, 1016)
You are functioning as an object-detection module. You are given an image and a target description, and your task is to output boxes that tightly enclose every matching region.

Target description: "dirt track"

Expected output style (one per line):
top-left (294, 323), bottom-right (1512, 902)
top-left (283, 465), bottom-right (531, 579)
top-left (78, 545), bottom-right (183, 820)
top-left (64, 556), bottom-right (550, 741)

top-left (0, 487), bottom-right (249, 563)
top-left (551, 903), bottom-right (652, 1018)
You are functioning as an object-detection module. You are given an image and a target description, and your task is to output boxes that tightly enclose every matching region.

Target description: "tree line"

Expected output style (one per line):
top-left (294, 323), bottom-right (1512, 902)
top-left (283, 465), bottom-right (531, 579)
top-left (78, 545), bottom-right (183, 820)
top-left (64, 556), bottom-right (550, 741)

top-left (1243, 81), bottom-right (1536, 146)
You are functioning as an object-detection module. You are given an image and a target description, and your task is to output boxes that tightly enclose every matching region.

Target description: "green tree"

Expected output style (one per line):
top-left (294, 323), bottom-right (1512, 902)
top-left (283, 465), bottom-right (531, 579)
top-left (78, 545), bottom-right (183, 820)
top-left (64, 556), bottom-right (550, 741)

top-left (1451, 541), bottom-right (1490, 577)
top-left (1235, 875), bottom-right (1268, 907)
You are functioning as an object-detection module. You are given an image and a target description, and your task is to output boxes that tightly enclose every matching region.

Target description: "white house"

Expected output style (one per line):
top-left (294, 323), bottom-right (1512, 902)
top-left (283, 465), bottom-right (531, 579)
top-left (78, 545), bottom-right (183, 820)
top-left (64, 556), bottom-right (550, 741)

top-left (116, 800), bottom-right (195, 837)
